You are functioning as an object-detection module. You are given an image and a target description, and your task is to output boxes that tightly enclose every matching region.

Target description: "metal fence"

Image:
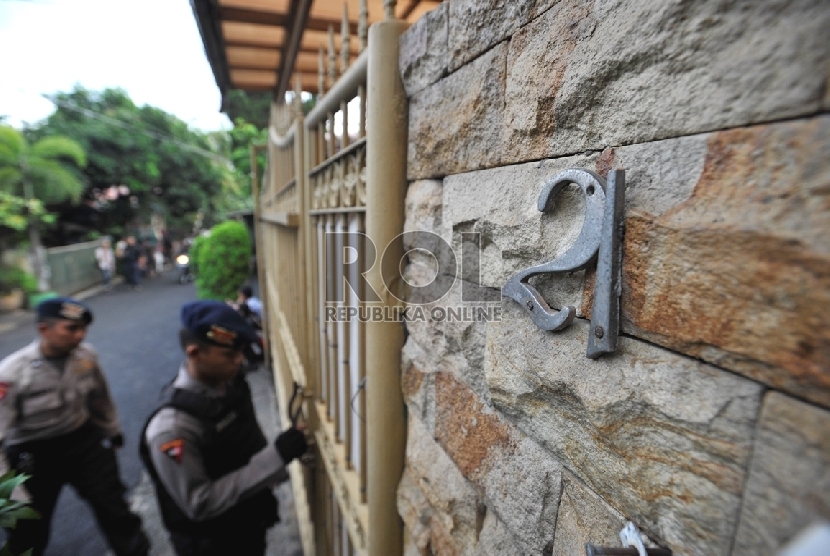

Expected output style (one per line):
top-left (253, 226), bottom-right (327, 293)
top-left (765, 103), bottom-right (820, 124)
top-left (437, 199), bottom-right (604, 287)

top-left (255, 3), bottom-right (408, 555)
top-left (45, 239), bottom-right (105, 295)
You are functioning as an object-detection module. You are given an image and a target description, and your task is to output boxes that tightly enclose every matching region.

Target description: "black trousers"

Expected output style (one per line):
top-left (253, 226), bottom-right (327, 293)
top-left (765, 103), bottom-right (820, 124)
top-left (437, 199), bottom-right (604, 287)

top-left (169, 526), bottom-right (267, 556)
top-left (4, 423), bottom-right (149, 556)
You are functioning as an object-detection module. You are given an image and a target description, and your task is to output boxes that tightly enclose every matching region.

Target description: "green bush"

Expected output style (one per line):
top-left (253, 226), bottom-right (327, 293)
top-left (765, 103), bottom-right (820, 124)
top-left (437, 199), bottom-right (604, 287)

top-left (194, 221), bottom-right (252, 300)
top-left (189, 233), bottom-right (208, 278)
top-left (0, 266), bottom-right (39, 295)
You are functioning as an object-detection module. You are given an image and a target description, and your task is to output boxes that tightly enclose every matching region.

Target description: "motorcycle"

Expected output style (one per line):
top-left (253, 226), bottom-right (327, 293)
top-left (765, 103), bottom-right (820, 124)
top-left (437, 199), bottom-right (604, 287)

top-left (242, 333), bottom-right (266, 370)
top-left (239, 304), bottom-right (265, 369)
top-left (175, 253), bottom-right (193, 284)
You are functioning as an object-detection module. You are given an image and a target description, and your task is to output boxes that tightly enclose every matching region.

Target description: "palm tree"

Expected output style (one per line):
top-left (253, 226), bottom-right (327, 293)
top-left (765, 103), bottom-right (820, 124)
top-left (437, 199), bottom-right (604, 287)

top-left (0, 126), bottom-right (86, 290)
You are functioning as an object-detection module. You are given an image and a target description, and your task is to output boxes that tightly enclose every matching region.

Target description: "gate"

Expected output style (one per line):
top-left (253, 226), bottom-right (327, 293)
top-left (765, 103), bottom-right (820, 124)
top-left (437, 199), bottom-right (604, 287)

top-left (254, 3), bottom-right (408, 555)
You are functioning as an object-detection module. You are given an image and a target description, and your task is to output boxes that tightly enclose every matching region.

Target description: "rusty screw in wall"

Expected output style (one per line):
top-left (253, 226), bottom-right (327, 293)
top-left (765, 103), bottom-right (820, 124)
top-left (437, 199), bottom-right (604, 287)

top-left (594, 326), bottom-right (604, 339)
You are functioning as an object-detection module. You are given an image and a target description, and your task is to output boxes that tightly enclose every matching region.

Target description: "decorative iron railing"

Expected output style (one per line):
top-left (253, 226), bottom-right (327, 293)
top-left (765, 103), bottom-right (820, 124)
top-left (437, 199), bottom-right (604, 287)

top-left (255, 2), bottom-right (408, 555)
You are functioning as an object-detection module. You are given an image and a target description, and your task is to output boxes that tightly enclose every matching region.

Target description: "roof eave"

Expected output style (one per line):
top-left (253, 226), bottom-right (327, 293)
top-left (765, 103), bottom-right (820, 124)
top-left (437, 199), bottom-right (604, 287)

top-left (190, 0), bottom-right (233, 110)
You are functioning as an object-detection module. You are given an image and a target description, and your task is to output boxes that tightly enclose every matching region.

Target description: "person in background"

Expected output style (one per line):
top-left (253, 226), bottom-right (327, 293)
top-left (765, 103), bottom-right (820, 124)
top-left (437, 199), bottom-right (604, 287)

top-left (140, 301), bottom-right (307, 555)
top-left (228, 286), bottom-right (262, 331)
top-left (236, 286), bottom-right (262, 318)
top-left (122, 236), bottom-right (142, 290)
top-left (94, 239), bottom-right (116, 291)
top-left (137, 240), bottom-right (151, 280)
top-left (154, 245), bottom-right (165, 274)
top-left (0, 297), bottom-right (150, 556)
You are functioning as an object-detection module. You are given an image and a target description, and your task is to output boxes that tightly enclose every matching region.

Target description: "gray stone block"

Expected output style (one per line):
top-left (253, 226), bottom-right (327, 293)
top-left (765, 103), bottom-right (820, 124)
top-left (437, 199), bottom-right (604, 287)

top-left (733, 392), bottom-right (830, 555)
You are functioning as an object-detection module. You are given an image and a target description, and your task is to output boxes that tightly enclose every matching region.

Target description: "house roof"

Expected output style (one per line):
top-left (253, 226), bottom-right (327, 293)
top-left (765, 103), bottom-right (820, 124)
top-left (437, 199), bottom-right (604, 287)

top-left (191, 0), bottom-right (443, 104)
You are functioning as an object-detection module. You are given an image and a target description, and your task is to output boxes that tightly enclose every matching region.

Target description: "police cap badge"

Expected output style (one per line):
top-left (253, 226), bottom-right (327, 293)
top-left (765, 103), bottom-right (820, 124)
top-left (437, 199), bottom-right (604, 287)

top-left (180, 300), bottom-right (257, 350)
top-left (36, 296), bottom-right (93, 325)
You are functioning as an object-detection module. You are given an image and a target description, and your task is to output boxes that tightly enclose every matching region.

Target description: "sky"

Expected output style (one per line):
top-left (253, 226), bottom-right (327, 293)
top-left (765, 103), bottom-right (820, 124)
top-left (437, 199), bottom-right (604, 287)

top-left (0, 0), bottom-right (232, 131)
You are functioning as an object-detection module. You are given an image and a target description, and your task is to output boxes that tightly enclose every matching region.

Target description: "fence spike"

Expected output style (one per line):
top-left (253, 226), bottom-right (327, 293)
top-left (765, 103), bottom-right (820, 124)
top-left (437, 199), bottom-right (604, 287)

top-left (293, 75), bottom-right (303, 116)
top-left (318, 48), bottom-right (326, 97)
top-left (328, 25), bottom-right (337, 87)
top-left (341, 3), bottom-right (350, 76)
top-left (383, 0), bottom-right (395, 20)
top-left (359, 0), bottom-right (368, 52)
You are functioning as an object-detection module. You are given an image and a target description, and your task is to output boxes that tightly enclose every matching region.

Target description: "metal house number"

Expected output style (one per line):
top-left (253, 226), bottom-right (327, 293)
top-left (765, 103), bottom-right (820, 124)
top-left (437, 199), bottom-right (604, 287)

top-left (502, 168), bottom-right (625, 359)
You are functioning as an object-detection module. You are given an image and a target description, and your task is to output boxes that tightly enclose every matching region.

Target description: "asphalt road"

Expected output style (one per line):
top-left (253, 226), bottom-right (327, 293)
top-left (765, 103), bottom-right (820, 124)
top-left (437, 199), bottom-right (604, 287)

top-left (0, 272), bottom-right (199, 555)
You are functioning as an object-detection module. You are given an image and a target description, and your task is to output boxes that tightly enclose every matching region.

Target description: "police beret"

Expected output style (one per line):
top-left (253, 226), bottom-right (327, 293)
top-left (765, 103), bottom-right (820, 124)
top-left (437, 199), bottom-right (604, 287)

top-left (181, 300), bottom-right (258, 350)
top-left (36, 296), bottom-right (93, 325)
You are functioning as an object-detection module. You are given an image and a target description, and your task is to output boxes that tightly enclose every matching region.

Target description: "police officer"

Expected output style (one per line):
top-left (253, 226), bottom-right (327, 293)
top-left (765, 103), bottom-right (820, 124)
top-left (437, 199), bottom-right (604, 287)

top-left (140, 300), bottom-right (308, 556)
top-left (0, 296), bottom-right (150, 556)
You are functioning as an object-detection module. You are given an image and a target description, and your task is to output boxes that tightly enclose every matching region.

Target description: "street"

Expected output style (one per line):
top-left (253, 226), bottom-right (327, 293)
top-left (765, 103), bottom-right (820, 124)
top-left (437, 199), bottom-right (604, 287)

top-left (0, 272), bottom-right (302, 556)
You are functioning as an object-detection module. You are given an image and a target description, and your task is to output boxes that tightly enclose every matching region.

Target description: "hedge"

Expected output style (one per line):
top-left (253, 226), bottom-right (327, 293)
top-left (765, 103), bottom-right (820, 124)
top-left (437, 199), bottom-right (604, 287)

top-left (194, 221), bottom-right (252, 300)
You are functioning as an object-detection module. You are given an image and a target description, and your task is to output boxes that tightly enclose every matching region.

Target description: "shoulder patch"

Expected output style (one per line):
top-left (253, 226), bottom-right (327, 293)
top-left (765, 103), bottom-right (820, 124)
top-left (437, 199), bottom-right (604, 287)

top-left (0, 382), bottom-right (9, 401)
top-left (160, 439), bottom-right (184, 463)
top-left (76, 359), bottom-right (96, 373)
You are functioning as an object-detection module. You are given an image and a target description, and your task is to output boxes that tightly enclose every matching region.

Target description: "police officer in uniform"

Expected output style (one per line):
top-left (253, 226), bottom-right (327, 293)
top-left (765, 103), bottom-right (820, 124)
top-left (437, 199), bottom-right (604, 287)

top-left (140, 300), bottom-right (308, 556)
top-left (0, 296), bottom-right (150, 556)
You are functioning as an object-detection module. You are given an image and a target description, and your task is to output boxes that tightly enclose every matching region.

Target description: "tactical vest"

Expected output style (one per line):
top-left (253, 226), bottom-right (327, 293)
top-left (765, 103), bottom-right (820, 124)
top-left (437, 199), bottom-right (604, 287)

top-left (139, 374), bottom-right (279, 536)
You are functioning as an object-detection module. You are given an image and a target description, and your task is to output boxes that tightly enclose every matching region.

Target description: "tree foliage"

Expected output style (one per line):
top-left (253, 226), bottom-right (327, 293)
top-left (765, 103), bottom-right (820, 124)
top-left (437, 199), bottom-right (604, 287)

top-left (194, 220), bottom-right (252, 300)
top-left (188, 232), bottom-right (208, 277)
top-left (228, 119), bottom-right (267, 206)
top-left (1, 86), bottom-right (271, 256)
top-left (0, 126), bottom-right (86, 204)
top-left (0, 125), bottom-right (87, 288)
top-left (31, 86), bottom-right (234, 238)
top-left (224, 90), bottom-right (272, 129)
top-left (0, 265), bottom-right (38, 295)
top-left (0, 192), bottom-right (53, 232)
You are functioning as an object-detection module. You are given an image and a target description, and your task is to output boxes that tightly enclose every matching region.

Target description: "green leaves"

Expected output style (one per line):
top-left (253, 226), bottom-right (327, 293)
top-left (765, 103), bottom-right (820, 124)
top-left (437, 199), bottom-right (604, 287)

top-left (0, 126), bottom-right (83, 252)
top-left (0, 191), bottom-right (55, 232)
top-left (29, 136), bottom-right (87, 168)
top-left (0, 125), bottom-right (86, 204)
top-left (0, 264), bottom-right (39, 294)
top-left (0, 546), bottom-right (31, 556)
top-left (194, 221), bottom-right (252, 300)
top-left (0, 126), bottom-right (25, 166)
top-left (36, 86), bottom-right (231, 234)
top-left (0, 471), bottom-right (40, 530)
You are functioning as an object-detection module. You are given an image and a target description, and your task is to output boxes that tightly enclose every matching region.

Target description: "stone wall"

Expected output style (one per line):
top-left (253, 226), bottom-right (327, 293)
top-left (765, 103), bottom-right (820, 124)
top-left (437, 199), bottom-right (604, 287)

top-left (397, 1), bottom-right (830, 555)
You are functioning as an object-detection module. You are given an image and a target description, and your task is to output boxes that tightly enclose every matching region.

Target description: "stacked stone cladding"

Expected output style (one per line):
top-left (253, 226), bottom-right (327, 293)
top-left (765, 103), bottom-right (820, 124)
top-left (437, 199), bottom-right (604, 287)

top-left (397, 1), bottom-right (830, 555)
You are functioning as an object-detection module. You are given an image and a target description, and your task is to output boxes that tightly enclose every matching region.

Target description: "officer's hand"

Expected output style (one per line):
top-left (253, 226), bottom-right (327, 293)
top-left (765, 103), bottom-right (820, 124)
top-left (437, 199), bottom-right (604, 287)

top-left (275, 427), bottom-right (308, 464)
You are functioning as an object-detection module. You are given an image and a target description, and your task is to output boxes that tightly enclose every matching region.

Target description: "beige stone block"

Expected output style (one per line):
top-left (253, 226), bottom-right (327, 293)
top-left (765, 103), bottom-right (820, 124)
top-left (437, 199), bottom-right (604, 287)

top-left (398, 469), bottom-right (432, 555)
top-left (733, 392), bottom-right (830, 554)
top-left (503, 0), bottom-right (830, 163)
top-left (397, 415), bottom-right (482, 556)
top-left (432, 370), bottom-right (562, 555)
top-left (399, 2), bottom-right (448, 97)
top-left (402, 271), bottom-right (499, 402)
top-left (474, 509), bottom-right (525, 556)
top-left (442, 153), bottom-right (599, 310)
top-left (824, 73), bottom-right (830, 111)
top-left (610, 116), bottom-right (830, 408)
top-left (408, 43), bottom-right (507, 180)
top-left (447, 0), bottom-right (556, 73)
top-left (403, 359), bottom-right (563, 554)
top-left (404, 179), bottom-right (444, 237)
top-left (551, 470), bottom-right (629, 556)
top-left (486, 307), bottom-right (763, 555)
top-left (429, 116), bottom-right (830, 409)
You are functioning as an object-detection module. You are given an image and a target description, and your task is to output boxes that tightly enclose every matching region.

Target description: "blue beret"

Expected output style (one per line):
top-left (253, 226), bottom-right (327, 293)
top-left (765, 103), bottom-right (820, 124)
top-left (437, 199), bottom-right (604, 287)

top-left (36, 296), bottom-right (93, 325)
top-left (181, 300), bottom-right (257, 350)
